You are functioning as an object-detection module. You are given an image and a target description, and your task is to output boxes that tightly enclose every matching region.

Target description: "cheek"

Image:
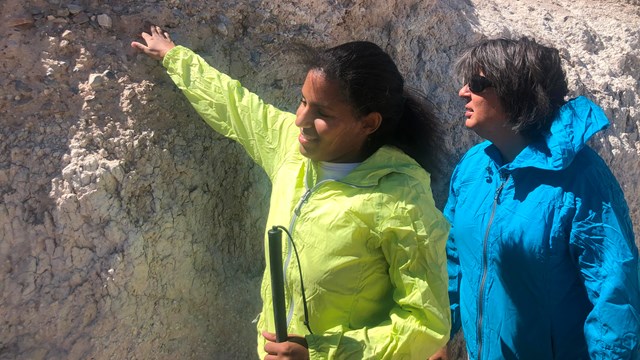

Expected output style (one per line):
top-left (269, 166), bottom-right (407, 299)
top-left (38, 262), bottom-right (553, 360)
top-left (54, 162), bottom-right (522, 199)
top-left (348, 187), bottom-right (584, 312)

top-left (486, 105), bottom-right (505, 122)
top-left (313, 120), bottom-right (330, 134)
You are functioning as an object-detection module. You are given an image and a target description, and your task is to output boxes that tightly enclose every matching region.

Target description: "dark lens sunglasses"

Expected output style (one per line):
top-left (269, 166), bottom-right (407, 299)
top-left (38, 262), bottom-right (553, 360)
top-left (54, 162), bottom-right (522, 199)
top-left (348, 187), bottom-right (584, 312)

top-left (468, 75), bottom-right (493, 93)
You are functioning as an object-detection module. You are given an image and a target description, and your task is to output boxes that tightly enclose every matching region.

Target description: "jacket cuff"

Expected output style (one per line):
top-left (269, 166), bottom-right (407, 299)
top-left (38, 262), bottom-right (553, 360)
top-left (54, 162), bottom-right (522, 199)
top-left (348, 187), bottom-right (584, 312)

top-left (161, 45), bottom-right (189, 69)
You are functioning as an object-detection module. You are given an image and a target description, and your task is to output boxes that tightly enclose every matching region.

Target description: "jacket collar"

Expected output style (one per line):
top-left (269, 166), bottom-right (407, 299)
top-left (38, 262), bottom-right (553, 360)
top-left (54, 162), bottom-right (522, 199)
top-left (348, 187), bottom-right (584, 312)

top-left (488, 96), bottom-right (609, 172)
top-left (305, 145), bottom-right (427, 188)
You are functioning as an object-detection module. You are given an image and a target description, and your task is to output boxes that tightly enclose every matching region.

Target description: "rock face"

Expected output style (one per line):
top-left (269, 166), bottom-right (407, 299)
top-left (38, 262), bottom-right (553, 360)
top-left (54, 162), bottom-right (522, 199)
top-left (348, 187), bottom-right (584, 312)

top-left (1, 0), bottom-right (638, 359)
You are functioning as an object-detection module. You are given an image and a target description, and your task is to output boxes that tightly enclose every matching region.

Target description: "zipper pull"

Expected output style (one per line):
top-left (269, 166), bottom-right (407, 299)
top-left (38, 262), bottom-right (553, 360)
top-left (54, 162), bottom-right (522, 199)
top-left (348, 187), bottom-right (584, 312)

top-left (494, 175), bottom-right (509, 201)
top-left (294, 190), bottom-right (312, 216)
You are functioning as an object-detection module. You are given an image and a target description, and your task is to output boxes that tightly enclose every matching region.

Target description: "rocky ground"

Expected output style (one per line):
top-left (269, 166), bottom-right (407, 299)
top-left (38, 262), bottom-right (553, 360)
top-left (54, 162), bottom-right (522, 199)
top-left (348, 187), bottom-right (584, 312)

top-left (1, 0), bottom-right (638, 359)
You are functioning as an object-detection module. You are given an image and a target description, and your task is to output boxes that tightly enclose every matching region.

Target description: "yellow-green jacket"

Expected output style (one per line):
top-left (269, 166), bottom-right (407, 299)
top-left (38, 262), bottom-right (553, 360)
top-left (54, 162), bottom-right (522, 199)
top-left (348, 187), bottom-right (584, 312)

top-left (163, 46), bottom-right (451, 359)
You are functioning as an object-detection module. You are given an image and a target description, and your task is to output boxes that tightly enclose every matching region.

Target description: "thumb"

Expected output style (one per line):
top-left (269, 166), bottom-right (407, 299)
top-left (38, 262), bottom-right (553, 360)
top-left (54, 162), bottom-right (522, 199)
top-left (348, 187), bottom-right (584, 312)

top-left (262, 331), bottom-right (277, 342)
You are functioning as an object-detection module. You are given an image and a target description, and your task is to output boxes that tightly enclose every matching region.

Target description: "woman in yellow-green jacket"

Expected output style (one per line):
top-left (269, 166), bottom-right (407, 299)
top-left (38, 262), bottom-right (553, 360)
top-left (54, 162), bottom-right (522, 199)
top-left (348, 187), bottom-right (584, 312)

top-left (132, 26), bottom-right (450, 359)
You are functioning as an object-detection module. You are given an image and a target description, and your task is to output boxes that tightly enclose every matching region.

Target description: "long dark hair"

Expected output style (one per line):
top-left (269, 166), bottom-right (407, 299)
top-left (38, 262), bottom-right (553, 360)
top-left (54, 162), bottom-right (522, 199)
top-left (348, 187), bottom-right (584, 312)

top-left (301, 41), bottom-right (443, 177)
top-left (455, 37), bottom-right (569, 139)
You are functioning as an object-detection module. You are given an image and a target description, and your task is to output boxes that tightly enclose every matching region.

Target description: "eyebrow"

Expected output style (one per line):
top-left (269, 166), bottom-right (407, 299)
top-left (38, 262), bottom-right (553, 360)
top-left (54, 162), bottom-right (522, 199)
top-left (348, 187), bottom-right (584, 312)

top-left (301, 93), bottom-right (332, 110)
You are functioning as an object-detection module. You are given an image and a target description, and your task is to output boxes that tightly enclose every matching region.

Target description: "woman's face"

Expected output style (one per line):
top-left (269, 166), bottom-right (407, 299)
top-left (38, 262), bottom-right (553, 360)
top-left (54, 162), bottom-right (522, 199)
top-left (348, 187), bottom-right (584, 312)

top-left (458, 74), bottom-right (510, 141)
top-left (295, 70), bottom-right (378, 163)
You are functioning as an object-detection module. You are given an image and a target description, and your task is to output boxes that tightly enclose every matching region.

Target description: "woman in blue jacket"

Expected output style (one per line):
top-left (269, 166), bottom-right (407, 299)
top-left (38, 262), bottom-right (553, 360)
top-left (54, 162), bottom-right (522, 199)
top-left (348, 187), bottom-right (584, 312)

top-left (438, 37), bottom-right (640, 359)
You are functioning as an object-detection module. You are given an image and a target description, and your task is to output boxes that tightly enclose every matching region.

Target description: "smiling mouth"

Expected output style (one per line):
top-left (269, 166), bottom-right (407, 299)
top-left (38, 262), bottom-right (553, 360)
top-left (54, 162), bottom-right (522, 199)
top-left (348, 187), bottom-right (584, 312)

top-left (299, 131), bottom-right (319, 144)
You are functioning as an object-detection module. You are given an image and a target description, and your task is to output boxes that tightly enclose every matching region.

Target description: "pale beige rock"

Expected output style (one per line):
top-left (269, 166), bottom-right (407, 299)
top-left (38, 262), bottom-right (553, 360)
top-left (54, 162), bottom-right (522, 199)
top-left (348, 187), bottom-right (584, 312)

top-left (0, 0), bottom-right (638, 359)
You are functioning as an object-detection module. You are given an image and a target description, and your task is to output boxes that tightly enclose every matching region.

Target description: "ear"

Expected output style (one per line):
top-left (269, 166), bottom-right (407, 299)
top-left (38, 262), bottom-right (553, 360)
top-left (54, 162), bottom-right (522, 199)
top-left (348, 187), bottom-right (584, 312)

top-left (360, 112), bottom-right (382, 135)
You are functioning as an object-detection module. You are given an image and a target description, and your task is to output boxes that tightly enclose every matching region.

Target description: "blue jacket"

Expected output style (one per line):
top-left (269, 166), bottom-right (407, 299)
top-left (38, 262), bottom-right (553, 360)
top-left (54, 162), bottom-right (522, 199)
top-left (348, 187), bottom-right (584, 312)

top-left (445, 96), bottom-right (640, 359)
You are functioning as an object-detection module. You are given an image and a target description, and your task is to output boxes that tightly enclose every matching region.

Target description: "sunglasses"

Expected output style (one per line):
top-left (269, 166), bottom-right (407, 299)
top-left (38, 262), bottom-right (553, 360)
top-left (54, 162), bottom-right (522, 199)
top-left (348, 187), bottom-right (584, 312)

top-left (467, 75), bottom-right (493, 93)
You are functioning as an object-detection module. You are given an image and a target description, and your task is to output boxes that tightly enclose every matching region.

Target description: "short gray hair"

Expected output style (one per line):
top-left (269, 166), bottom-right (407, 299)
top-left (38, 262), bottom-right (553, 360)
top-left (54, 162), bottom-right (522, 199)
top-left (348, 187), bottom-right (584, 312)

top-left (455, 37), bottom-right (568, 139)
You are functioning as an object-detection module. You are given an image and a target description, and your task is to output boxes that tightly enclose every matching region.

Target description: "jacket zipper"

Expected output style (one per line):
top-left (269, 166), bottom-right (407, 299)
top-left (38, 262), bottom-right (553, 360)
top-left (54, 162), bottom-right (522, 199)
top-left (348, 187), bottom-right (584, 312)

top-left (284, 173), bottom-right (337, 327)
top-left (476, 174), bottom-right (508, 360)
top-left (283, 168), bottom-right (374, 329)
top-left (284, 183), bottom-right (321, 327)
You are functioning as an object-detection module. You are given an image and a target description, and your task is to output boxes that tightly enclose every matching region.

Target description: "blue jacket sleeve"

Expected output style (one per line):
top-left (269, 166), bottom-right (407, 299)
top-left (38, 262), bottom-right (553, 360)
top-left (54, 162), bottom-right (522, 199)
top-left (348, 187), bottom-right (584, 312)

top-left (570, 164), bottom-right (640, 359)
top-left (444, 167), bottom-right (462, 339)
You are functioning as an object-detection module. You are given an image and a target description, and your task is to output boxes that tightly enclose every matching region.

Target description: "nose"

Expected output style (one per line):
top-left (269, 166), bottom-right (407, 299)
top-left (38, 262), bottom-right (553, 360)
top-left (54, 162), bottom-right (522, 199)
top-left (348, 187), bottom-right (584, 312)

top-left (458, 84), bottom-right (471, 98)
top-left (295, 105), bottom-right (313, 128)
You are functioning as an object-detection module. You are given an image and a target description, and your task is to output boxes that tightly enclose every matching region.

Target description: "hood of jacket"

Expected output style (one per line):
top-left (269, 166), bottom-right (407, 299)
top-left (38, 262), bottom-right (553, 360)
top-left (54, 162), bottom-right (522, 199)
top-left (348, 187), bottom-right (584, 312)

top-left (497, 96), bottom-right (610, 172)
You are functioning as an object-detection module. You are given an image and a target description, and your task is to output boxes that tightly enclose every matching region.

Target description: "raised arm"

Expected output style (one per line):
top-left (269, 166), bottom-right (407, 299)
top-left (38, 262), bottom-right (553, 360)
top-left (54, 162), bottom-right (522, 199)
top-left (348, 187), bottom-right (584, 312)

top-left (131, 27), bottom-right (297, 177)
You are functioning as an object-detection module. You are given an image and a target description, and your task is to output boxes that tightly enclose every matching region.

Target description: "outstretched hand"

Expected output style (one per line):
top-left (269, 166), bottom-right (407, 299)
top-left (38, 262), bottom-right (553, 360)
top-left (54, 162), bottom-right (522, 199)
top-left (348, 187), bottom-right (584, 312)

top-left (131, 25), bottom-right (175, 60)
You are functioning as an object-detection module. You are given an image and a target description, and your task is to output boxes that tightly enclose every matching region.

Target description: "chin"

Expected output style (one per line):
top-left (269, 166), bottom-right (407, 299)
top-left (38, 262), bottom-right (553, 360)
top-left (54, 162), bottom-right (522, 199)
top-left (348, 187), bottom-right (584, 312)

top-left (298, 145), bottom-right (313, 160)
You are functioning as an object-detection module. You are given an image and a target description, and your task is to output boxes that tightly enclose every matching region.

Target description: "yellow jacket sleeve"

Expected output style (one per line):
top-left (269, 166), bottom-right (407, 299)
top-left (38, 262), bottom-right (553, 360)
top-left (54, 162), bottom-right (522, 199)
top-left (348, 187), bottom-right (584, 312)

top-left (162, 45), bottom-right (298, 178)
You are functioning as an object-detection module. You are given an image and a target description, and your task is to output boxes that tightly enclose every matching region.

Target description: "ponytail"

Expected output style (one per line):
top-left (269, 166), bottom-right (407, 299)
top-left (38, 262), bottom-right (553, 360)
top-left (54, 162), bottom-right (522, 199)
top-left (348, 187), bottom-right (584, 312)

top-left (391, 89), bottom-right (443, 177)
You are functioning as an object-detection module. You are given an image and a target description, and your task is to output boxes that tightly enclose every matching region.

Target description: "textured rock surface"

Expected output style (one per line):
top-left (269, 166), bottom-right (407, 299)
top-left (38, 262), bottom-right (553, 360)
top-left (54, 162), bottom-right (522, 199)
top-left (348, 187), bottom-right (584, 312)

top-left (1, 0), bottom-right (638, 359)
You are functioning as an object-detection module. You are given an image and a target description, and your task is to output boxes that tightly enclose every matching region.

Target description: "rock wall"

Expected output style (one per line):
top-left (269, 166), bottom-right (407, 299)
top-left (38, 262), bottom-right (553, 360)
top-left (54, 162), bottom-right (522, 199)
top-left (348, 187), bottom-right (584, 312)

top-left (1, 0), bottom-right (638, 359)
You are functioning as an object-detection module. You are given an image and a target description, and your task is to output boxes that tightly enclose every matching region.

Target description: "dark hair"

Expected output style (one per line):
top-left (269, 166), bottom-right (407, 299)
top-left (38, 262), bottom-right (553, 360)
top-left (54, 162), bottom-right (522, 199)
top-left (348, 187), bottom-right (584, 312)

top-left (455, 37), bottom-right (569, 139)
top-left (302, 41), bottom-right (443, 176)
